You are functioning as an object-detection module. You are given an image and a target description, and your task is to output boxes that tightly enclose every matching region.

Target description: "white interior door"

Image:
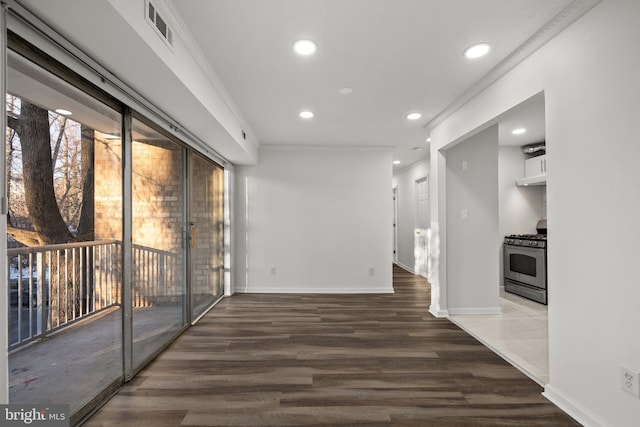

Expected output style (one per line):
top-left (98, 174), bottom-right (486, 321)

top-left (415, 176), bottom-right (429, 277)
top-left (393, 187), bottom-right (398, 263)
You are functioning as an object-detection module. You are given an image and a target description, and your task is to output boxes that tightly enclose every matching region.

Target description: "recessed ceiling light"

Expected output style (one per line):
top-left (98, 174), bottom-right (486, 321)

top-left (338, 87), bottom-right (353, 95)
top-left (299, 111), bottom-right (314, 119)
top-left (464, 42), bottom-right (491, 59)
top-left (426, 137), bottom-right (431, 142)
top-left (293, 39), bottom-right (317, 56)
top-left (406, 112), bottom-right (422, 120)
top-left (512, 128), bottom-right (527, 135)
top-left (55, 108), bottom-right (72, 116)
top-left (393, 160), bottom-right (401, 165)
top-left (412, 147), bottom-right (424, 151)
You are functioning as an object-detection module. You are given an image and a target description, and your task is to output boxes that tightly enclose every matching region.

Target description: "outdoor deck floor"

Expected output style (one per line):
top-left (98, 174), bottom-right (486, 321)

top-left (9, 305), bottom-right (183, 418)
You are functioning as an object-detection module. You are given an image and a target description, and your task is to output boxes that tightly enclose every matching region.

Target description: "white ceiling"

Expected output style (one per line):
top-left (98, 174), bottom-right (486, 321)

top-left (498, 93), bottom-right (545, 147)
top-left (171, 0), bottom-right (568, 167)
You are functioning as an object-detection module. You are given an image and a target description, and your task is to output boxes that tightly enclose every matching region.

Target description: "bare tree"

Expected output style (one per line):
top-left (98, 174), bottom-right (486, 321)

top-left (7, 101), bottom-right (73, 246)
top-left (77, 125), bottom-right (95, 240)
top-left (7, 99), bottom-right (95, 323)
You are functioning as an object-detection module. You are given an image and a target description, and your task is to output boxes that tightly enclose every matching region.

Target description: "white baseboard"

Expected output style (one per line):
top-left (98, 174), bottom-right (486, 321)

top-left (543, 384), bottom-right (610, 427)
top-left (237, 284), bottom-right (395, 294)
top-left (428, 305), bottom-right (449, 318)
top-left (447, 306), bottom-right (502, 315)
top-left (395, 262), bottom-right (415, 274)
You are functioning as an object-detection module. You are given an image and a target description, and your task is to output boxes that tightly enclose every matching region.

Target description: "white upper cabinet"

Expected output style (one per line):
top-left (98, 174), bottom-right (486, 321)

top-left (517, 154), bottom-right (546, 186)
top-left (525, 154), bottom-right (547, 177)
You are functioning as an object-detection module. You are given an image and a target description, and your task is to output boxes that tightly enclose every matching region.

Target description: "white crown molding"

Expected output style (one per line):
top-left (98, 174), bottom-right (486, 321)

top-left (425, 0), bottom-right (603, 132)
top-left (156, 0), bottom-right (258, 146)
top-left (260, 144), bottom-right (395, 152)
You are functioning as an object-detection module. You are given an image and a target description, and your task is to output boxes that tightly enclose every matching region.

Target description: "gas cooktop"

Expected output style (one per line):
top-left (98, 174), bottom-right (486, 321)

top-left (506, 234), bottom-right (547, 240)
top-left (504, 234), bottom-right (547, 248)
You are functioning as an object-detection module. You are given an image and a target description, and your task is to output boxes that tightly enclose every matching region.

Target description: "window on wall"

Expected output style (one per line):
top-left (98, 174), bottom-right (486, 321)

top-left (5, 49), bottom-right (124, 418)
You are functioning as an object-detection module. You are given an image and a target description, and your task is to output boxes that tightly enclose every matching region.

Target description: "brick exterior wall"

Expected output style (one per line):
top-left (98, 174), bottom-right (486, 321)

top-left (190, 155), bottom-right (224, 311)
top-left (131, 139), bottom-right (185, 306)
top-left (94, 137), bottom-right (123, 241)
top-left (93, 135), bottom-right (223, 310)
top-left (94, 136), bottom-right (185, 307)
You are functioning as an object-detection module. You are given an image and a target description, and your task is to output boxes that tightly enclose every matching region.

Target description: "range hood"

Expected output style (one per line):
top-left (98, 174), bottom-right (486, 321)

top-left (516, 174), bottom-right (546, 186)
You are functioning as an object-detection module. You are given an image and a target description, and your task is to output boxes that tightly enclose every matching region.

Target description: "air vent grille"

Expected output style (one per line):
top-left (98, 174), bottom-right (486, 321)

top-left (146, 1), bottom-right (173, 47)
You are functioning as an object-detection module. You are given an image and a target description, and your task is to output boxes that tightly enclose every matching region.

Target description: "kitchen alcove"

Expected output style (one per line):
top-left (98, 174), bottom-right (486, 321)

top-left (448, 92), bottom-right (549, 385)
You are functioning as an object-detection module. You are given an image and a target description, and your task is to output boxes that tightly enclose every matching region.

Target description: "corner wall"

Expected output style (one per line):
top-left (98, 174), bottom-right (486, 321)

top-left (445, 125), bottom-right (500, 314)
top-left (429, 0), bottom-right (640, 425)
top-left (235, 146), bottom-right (393, 294)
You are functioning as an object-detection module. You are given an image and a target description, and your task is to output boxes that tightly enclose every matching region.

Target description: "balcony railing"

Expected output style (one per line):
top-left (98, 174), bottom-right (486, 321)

top-left (7, 240), bottom-right (181, 351)
top-left (8, 240), bottom-right (122, 350)
top-left (132, 243), bottom-right (180, 307)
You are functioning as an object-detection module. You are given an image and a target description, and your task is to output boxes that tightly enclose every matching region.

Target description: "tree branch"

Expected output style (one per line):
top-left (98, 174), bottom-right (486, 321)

top-left (52, 116), bottom-right (66, 164)
top-left (7, 226), bottom-right (41, 247)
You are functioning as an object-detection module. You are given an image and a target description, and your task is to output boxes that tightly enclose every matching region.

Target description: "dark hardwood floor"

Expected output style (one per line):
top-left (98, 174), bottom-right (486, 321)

top-left (86, 265), bottom-right (579, 426)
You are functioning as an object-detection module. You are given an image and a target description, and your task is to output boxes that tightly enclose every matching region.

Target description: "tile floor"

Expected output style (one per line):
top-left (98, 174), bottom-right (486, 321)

top-left (449, 290), bottom-right (549, 385)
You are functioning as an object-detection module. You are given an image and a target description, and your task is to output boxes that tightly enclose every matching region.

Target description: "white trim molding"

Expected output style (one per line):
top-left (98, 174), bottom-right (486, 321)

top-left (428, 307), bottom-right (450, 318)
top-left (395, 262), bottom-right (415, 275)
top-left (447, 307), bottom-right (503, 316)
top-left (237, 285), bottom-right (395, 294)
top-left (543, 385), bottom-right (611, 427)
top-left (157, 0), bottom-right (257, 146)
top-left (425, 0), bottom-right (603, 132)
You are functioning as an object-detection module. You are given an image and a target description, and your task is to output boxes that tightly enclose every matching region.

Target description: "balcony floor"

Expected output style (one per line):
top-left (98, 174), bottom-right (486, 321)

top-left (9, 305), bottom-right (184, 417)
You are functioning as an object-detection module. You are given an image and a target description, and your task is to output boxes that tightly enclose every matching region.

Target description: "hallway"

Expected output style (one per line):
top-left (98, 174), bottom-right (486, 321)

top-left (86, 266), bottom-right (578, 426)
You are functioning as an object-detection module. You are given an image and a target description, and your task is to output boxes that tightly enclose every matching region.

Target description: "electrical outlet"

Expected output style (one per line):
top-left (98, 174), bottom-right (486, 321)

top-left (369, 267), bottom-right (375, 276)
top-left (270, 266), bottom-right (277, 275)
top-left (621, 366), bottom-right (640, 398)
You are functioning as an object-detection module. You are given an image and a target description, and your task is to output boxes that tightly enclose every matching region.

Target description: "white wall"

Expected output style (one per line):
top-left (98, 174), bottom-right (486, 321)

top-left (445, 125), bottom-right (500, 314)
top-left (429, 0), bottom-right (640, 425)
top-left (235, 146), bottom-right (393, 294)
top-left (392, 159), bottom-right (429, 273)
top-left (498, 145), bottom-right (546, 285)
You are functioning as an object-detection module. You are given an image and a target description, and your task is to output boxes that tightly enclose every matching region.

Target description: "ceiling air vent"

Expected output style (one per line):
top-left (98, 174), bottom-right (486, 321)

top-left (146, 1), bottom-right (173, 48)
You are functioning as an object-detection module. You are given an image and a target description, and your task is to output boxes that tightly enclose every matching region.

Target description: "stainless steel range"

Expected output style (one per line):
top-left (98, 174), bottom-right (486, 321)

top-left (503, 234), bottom-right (547, 304)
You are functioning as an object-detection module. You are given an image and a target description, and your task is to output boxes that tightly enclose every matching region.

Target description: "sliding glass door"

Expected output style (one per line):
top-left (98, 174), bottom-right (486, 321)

top-left (130, 118), bottom-right (188, 370)
top-left (190, 154), bottom-right (225, 319)
top-left (4, 33), bottom-right (227, 423)
top-left (5, 49), bottom-right (124, 417)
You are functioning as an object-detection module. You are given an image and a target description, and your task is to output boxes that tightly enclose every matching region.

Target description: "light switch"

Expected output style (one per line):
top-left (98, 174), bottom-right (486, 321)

top-left (461, 208), bottom-right (468, 221)
top-left (461, 160), bottom-right (468, 171)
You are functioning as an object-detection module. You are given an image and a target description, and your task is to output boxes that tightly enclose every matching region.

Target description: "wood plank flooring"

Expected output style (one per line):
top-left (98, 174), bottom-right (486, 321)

top-left (85, 266), bottom-right (579, 426)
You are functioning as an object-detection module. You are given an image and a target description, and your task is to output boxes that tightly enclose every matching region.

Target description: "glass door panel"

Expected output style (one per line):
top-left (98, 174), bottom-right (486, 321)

top-left (130, 118), bottom-right (187, 369)
top-left (6, 50), bottom-right (123, 416)
top-left (190, 154), bottom-right (225, 319)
